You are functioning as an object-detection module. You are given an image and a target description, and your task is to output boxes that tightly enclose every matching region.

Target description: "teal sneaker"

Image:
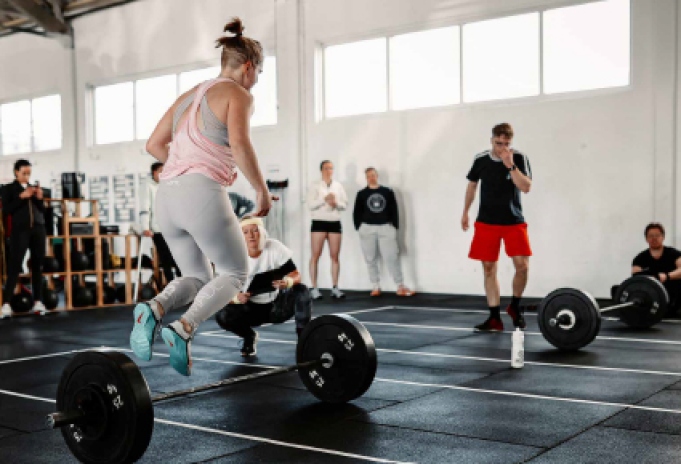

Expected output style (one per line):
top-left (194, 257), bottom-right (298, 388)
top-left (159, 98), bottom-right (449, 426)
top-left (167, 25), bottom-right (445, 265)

top-left (161, 323), bottom-right (192, 376)
top-left (130, 303), bottom-right (161, 361)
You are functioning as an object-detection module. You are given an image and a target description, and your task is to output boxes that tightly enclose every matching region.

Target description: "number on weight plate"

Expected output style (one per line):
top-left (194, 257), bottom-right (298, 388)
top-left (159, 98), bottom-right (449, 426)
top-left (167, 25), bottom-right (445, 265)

top-left (71, 428), bottom-right (83, 443)
top-left (112, 395), bottom-right (124, 410)
top-left (308, 369), bottom-right (325, 388)
top-left (337, 332), bottom-right (354, 351)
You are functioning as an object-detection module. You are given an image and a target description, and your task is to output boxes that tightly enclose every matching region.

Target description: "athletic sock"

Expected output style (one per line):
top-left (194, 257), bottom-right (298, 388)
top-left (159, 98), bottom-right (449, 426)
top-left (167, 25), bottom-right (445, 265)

top-left (511, 296), bottom-right (521, 312)
top-left (489, 306), bottom-right (501, 319)
top-left (169, 320), bottom-right (192, 340)
top-left (148, 300), bottom-right (162, 321)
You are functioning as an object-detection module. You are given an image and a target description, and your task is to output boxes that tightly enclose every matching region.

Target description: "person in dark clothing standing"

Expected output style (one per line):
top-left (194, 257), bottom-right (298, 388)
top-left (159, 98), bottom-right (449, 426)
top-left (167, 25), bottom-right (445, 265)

top-left (625, 223), bottom-right (681, 315)
top-left (462, 123), bottom-right (533, 332)
top-left (1, 159), bottom-right (47, 317)
top-left (353, 167), bottom-right (414, 297)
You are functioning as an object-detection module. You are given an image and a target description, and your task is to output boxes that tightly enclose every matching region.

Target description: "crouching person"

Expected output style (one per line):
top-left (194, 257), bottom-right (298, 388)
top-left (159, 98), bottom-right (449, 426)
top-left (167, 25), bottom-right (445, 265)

top-left (216, 217), bottom-right (312, 357)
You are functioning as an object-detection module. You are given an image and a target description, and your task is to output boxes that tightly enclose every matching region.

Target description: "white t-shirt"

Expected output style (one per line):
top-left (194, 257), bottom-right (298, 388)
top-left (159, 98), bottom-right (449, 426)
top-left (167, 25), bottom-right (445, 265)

top-left (244, 239), bottom-right (294, 304)
top-left (307, 180), bottom-right (348, 221)
top-left (141, 180), bottom-right (160, 232)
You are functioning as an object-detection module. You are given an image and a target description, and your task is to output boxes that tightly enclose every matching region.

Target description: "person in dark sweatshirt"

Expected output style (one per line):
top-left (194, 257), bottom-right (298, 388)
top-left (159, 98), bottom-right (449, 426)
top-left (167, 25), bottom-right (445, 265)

top-left (353, 167), bottom-right (414, 297)
top-left (1, 159), bottom-right (47, 317)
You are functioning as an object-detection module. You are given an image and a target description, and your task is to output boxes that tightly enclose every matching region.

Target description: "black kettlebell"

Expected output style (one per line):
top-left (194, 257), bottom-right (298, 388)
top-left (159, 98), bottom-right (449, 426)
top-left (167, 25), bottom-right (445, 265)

top-left (73, 286), bottom-right (94, 308)
top-left (42, 289), bottom-right (59, 310)
top-left (43, 256), bottom-right (61, 273)
top-left (139, 285), bottom-right (157, 301)
top-left (10, 289), bottom-right (34, 313)
top-left (103, 286), bottom-right (117, 304)
top-left (71, 251), bottom-right (90, 271)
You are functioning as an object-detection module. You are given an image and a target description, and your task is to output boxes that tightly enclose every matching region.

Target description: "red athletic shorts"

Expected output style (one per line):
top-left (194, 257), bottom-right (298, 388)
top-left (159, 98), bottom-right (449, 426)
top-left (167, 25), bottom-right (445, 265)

top-left (469, 222), bottom-right (532, 262)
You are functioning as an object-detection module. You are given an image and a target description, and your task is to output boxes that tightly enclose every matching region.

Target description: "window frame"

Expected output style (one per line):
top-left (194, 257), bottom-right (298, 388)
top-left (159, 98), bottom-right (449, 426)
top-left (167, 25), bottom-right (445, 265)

top-left (89, 57), bottom-right (279, 147)
top-left (317, 0), bottom-right (632, 120)
top-left (541, 0), bottom-right (631, 95)
top-left (387, 25), bottom-right (463, 111)
top-left (0, 92), bottom-right (63, 157)
top-left (320, 37), bottom-right (390, 119)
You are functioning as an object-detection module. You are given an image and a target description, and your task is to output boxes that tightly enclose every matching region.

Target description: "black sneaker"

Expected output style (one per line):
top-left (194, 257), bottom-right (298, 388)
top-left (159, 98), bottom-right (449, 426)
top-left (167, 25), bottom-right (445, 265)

top-left (506, 305), bottom-right (526, 329)
top-left (240, 331), bottom-right (259, 357)
top-left (474, 317), bottom-right (504, 333)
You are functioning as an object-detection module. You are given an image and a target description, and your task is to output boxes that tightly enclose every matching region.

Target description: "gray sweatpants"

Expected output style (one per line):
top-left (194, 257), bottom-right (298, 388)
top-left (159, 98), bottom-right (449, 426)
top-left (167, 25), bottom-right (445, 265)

top-left (358, 223), bottom-right (403, 286)
top-left (153, 174), bottom-right (247, 331)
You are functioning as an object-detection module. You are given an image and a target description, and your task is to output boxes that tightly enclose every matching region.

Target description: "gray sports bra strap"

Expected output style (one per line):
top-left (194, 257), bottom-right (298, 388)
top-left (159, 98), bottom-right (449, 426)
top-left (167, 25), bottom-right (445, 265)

top-left (172, 78), bottom-right (230, 146)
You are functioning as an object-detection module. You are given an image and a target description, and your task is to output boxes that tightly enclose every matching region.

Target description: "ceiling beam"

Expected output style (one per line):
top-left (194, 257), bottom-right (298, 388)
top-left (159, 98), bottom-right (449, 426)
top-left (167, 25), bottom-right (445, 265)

top-left (47, 0), bottom-right (65, 23)
top-left (9, 25), bottom-right (46, 36)
top-left (65, 0), bottom-right (124, 14)
top-left (6, 0), bottom-right (69, 33)
top-left (0, 0), bottom-right (138, 36)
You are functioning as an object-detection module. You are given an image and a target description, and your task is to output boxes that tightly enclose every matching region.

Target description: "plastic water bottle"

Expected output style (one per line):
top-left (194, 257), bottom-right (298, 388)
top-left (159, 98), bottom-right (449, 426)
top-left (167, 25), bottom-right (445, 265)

top-left (511, 328), bottom-right (524, 369)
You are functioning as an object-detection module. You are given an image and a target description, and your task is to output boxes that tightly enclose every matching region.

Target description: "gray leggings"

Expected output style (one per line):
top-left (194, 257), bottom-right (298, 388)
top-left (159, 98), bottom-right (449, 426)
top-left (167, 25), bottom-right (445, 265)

top-left (154, 174), bottom-right (247, 330)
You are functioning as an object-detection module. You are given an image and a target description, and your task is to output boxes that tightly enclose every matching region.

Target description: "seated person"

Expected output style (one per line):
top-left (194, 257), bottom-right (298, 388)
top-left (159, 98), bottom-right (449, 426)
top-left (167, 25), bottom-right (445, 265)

top-left (216, 217), bottom-right (312, 357)
top-left (613, 222), bottom-right (681, 315)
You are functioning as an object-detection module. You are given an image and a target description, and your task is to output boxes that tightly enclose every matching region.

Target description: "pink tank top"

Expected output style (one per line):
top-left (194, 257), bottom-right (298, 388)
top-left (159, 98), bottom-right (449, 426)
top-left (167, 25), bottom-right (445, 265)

top-left (160, 78), bottom-right (238, 186)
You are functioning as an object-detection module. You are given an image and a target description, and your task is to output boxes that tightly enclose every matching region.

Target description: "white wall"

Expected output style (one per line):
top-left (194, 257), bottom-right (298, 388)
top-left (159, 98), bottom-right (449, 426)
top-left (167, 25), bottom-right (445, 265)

top-left (0, 0), bottom-right (677, 298)
top-left (0, 32), bottom-right (75, 186)
top-left (302, 0), bottom-right (677, 298)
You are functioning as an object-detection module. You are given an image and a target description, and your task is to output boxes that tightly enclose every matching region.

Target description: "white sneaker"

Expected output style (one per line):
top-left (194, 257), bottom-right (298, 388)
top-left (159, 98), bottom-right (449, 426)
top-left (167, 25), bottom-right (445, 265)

top-left (1, 303), bottom-right (12, 319)
top-left (310, 288), bottom-right (322, 300)
top-left (33, 301), bottom-right (47, 316)
top-left (331, 287), bottom-right (345, 299)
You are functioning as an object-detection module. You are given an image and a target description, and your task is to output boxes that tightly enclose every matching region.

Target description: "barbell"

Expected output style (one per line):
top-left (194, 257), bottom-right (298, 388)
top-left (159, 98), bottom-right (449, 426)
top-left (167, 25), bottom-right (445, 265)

top-left (538, 275), bottom-right (669, 350)
top-left (46, 314), bottom-right (377, 464)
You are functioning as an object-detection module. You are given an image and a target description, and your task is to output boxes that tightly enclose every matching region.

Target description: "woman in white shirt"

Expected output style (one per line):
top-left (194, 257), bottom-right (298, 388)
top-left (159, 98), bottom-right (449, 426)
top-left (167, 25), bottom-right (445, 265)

top-left (307, 161), bottom-right (347, 299)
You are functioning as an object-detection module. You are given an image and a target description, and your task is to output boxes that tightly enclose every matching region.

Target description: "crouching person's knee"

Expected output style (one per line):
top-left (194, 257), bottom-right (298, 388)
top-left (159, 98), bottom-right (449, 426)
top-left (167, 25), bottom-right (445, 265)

top-left (215, 304), bottom-right (246, 331)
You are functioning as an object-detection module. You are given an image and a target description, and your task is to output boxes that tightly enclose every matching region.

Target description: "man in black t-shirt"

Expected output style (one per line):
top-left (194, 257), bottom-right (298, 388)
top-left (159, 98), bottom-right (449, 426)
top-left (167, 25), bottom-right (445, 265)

top-left (624, 222), bottom-right (681, 314)
top-left (462, 123), bottom-right (533, 332)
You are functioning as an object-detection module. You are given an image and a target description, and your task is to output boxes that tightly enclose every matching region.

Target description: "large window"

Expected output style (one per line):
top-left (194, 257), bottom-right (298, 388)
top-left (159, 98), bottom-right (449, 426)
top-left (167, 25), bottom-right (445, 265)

top-left (543, 0), bottom-right (630, 94)
top-left (32, 95), bottom-right (62, 152)
top-left (0, 95), bottom-right (62, 155)
top-left (179, 67), bottom-right (220, 93)
top-left (251, 56), bottom-right (278, 126)
top-left (320, 0), bottom-right (630, 117)
top-left (94, 82), bottom-right (134, 145)
top-left (389, 27), bottom-right (460, 110)
top-left (324, 38), bottom-right (388, 118)
top-left (1, 101), bottom-right (31, 155)
top-left (135, 74), bottom-right (177, 140)
top-left (463, 13), bottom-right (540, 102)
top-left (94, 58), bottom-right (278, 144)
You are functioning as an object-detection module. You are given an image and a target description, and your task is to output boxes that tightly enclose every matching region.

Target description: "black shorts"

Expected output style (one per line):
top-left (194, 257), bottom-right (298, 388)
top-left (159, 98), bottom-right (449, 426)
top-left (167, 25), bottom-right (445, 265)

top-left (311, 220), bottom-right (342, 234)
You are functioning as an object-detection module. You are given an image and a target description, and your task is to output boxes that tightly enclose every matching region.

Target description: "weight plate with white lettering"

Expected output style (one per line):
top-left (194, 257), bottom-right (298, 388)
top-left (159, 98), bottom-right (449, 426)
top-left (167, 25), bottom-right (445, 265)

top-left (296, 314), bottom-right (377, 403)
top-left (56, 351), bottom-right (153, 464)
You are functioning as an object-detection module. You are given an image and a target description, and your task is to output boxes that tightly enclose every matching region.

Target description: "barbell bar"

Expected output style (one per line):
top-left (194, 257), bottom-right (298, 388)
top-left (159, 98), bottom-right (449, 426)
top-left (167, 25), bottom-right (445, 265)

top-left (548, 299), bottom-right (643, 327)
top-left (46, 358), bottom-right (324, 430)
top-left (539, 275), bottom-right (669, 351)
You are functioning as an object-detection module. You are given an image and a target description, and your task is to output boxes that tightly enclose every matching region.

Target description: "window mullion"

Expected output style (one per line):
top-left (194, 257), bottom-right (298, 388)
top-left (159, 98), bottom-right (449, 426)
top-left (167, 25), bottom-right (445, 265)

top-left (30, 99), bottom-right (35, 153)
top-left (132, 81), bottom-right (137, 141)
top-left (386, 37), bottom-right (391, 112)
